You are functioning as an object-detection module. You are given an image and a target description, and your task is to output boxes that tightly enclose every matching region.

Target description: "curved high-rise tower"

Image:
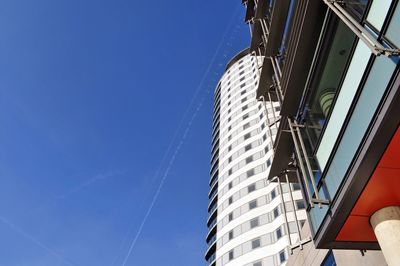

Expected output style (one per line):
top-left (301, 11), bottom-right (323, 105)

top-left (205, 49), bottom-right (306, 266)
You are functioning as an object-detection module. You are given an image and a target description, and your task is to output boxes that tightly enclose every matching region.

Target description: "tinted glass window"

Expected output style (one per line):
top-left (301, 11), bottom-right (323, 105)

top-left (250, 218), bottom-right (259, 228)
top-left (302, 19), bottom-right (356, 151)
top-left (252, 238), bottom-right (261, 249)
top-left (279, 250), bottom-right (286, 263)
top-left (343, 0), bottom-right (369, 21)
top-left (249, 200), bottom-right (257, 209)
top-left (248, 183), bottom-right (256, 193)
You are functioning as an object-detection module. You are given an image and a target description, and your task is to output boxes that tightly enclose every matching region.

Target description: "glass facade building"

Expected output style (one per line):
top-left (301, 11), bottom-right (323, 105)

top-left (241, 0), bottom-right (399, 265)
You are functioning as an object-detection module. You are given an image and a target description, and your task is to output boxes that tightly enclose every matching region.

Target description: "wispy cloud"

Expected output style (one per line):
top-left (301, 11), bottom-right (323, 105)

top-left (0, 216), bottom-right (78, 266)
top-left (56, 170), bottom-right (125, 201)
top-left (27, 170), bottom-right (125, 216)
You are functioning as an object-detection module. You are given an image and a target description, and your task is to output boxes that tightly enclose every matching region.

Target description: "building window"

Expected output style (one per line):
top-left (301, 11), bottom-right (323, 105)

top-left (301, 19), bottom-right (357, 151)
top-left (292, 183), bottom-right (301, 190)
top-left (244, 133), bottom-right (251, 140)
top-left (246, 156), bottom-right (253, 164)
top-left (241, 97), bottom-right (247, 103)
top-left (240, 83), bottom-right (246, 88)
top-left (228, 197), bottom-right (233, 205)
top-left (242, 105), bottom-right (248, 111)
top-left (228, 157), bottom-right (232, 163)
top-left (276, 227), bottom-right (282, 240)
top-left (279, 249), bottom-right (286, 264)
top-left (271, 189), bottom-right (276, 200)
top-left (250, 218), bottom-right (259, 228)
top-left (321, 250), bottom-right (336, 266)
top-left (273, 207), bottom-right (279, 219)
top-left (248, 183), bottom-right (256, 193)
top-left (253, 262), bottom-right (262, 266)
top-left (228, 212), bottom-right (233, 222)
top-left (247, 169), bottom-right (255, 177)
top-left (229, 250), bottom-right (234, 261)
top-left (228, 145), bottom-right (232, 152)
top-left (249, 200), bottom-right (257, 210)
top-left (243, 113), bottom-right (249, 120)
top-left (228, 182), bottom-right (233, 190)
top-left (251, 238), bottom-right (261, 249)
top-left (243, 123), bottom-right (250, 130)
top-left (267, 159), bottom-right (271, 167)
top-left (228, 169), bottom-right (232, 175)
top-left (241, 90), bottom-right (246, 95)
top-left (245, 144), bottom-right (252, 151)
top-left (229, 230), bottom-right (234, 240)
top-left (296, 200), bottom-right (306, 210)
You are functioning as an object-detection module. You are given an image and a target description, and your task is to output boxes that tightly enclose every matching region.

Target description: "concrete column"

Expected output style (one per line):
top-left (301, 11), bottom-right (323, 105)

top-left (370, 206), bottom-right (400, 266)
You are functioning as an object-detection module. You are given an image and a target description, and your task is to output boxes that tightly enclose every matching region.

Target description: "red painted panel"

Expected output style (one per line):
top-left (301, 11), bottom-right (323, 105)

top-left (336, 128), bottom-right (400, 242)
top-left (352, 167), bottom-right (400, 216)
top-left (336, 215), bottom-right (376, 241)
top-left (378, 129), bottom-right (400, 168)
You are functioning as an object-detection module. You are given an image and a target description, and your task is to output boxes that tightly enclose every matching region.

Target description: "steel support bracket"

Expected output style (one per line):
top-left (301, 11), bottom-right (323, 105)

top-left (268, 117), bottom-right (281, 127)
top-left (375, 47), bottom-right (400, 57)
top-left (290, 237), bottom-right (312, 253)
top-left (311, 198), bottom-right (330, 205)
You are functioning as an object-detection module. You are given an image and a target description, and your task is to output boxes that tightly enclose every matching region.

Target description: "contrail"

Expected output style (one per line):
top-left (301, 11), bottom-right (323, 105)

top-left (0, 216), bottom-right (78, 266)
top-left (121, 96), bottom-right (207, 266)
top-left (119, 5), bottom-right (242, 265)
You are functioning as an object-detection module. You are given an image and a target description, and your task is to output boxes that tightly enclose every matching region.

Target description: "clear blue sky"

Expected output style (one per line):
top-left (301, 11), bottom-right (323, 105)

top-left (0, 1), bottom-right (249, 265)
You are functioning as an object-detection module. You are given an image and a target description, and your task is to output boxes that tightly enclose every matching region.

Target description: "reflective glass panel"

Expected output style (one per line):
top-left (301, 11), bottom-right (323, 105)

top-left (302, 19), bottom-right (356, 151)
top-left (316, 41), bottom-right (370, 170)
top-left (367, 0), bottom-right (392, 31)
top-left (343, 0), bottom-right (369, 20)
top-left (386, 3), bottom-right (400, 47)
top-left (324, 54), bottom-right (398, 198)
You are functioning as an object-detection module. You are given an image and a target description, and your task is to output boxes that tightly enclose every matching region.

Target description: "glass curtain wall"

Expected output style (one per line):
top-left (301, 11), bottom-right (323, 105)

top-left (298, 15), bottom-right (357, 186)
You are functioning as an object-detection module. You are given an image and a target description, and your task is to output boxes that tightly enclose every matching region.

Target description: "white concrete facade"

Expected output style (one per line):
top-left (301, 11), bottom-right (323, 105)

top-left (206, 50), bottom-right (307, 266)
